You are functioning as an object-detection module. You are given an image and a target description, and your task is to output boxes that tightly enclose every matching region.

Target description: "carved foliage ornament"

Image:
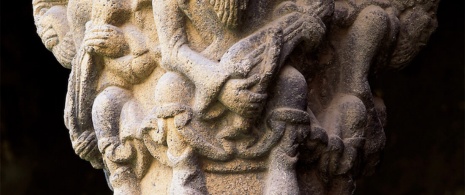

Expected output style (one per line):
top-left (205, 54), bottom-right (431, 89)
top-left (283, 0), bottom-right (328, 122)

top-left (33, 0), bottom-right (438, 194)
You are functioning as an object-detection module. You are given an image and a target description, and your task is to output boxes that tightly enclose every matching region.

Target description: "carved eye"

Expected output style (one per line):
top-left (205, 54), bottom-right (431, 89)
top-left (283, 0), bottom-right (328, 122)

top-left (33, 1), bottom-right (50, 16)
top-left (38, 7), bottom-right (49, 16)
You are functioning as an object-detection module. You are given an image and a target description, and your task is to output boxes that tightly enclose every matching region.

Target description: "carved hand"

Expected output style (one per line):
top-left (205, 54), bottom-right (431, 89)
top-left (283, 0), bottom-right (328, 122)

top-left (304, 0), bottom-right (334, 19)
top-left (218, 75), bottom-right (267, 118)
top-left (104, 141), bottom-right (135, 163)
top-left (305, 126), bottom-right (329, 161)
top-left (274, 2), bottom-right (326, 50)
top-left (274, 1), bottom-right (333, 20)
top-left (53, 32), bottom-right (76, 69)
top-left (283, 14), bottom-right (325, 50)
top-left (72, 130), bottom-right (103, 169)
top-left (83, 23), bottom-right (129, 58)
top-left (220, 42), bottom-right (267, 78)
top-left (318, 135), bottom-right (344, 182)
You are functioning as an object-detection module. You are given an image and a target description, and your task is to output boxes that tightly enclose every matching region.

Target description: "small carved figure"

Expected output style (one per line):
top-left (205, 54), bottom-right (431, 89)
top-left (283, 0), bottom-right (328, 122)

top-left (33, 0), bottom-right (75, 68)
top-left (33, 0), bottom-right (106, 170)
top-left (34, 0), bottom-right (160, 193)
top-left (80, 0), bottom-right (160, 194)
top-left (302, 0), bottom-right (439, 193)
top-left (151, 0), bottom-right (331, 193)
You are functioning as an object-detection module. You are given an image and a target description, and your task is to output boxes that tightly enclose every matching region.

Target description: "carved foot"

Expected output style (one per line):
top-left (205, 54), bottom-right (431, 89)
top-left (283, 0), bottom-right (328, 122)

top-left (168, 148), bottom-right (208, 195)
top-left (109, 166), bottom-right (140, 195)
top-left (266, 146), bottom-right (299, 195)
top-left (265, 108), bottom-right (311, 195)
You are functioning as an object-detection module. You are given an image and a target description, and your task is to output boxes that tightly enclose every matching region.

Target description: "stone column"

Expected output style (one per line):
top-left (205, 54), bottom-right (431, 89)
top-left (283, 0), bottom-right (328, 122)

top-left (33, 0), bottom-right (439, 194)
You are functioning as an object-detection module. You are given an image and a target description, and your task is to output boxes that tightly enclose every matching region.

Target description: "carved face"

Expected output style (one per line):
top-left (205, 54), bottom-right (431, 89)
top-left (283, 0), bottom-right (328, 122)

top-left (209, 0), bottom-right (249, 29)
top-left (390, 7), bottom-right (437, 68)
top-left (33, 0), bottom-right (67, 17)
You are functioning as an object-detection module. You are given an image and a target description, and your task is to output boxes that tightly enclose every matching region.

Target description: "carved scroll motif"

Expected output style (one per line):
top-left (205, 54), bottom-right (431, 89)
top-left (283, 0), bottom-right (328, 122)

top-left (33, 0), bottom-right (439, 194)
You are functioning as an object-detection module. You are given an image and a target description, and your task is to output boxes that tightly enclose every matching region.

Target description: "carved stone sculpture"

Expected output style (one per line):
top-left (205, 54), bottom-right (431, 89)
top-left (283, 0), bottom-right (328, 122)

top-left (33, 0), bottom-right (439, 194)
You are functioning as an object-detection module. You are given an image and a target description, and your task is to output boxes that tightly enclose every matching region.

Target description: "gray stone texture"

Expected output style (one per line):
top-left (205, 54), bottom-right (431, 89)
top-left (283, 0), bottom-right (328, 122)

top-left (32, 0), bottom-right (440, 194)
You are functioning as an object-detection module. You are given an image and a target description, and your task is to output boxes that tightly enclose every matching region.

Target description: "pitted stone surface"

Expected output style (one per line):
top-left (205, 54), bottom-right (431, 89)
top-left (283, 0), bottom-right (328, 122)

top-left (33, 0), bottom-right (439, 194)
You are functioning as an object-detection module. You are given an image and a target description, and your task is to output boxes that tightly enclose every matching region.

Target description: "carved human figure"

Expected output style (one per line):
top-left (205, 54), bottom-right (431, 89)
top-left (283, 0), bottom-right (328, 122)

top-left (149, 0), bottom-right (331, 193)
top-left (33, 0), bottom-right (106, 170)
top-left (308, 1), bottom-right (397, 192)
top-left (34, 0), bottom-right (160, 193)
top-left (303, 0), bottom-right (439, 194)
top-left (80, 0), bottom-right (160, 194)
top-left (33, 0), bottom-right (75, 68)
top-left (33, 0), bottom-right (439, 193)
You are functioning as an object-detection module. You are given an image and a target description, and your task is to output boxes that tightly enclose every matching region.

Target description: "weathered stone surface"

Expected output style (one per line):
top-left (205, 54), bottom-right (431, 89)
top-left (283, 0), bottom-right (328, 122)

top-left (33, 0), bottom-right (439, 194)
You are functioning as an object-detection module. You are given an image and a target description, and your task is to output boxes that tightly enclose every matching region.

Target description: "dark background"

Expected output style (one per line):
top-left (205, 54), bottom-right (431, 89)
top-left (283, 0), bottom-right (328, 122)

top-left (1, 0), bottom-right (463, 194)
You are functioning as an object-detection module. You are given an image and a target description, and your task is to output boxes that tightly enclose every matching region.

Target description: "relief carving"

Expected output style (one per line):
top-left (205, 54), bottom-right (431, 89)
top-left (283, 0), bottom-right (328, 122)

top-left (33, 0), bottom-right (439, 194)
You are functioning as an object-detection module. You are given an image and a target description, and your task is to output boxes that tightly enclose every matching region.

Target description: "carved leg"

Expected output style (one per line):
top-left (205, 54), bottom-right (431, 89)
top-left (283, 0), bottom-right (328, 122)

top-left (324, 7), bottom-right (390, 191)
top-left (264, 66), bottom-right (308, 195)
top-left (338, 5), bottom-right (389, 101)
top-left (106, 163), bottom-right (140, 195)
top-left (155, 72), bottom-right (208, 194)
top-left (167, 129), bottom-right (207, 195)
top-left (92, 86), bottom-right (140, 194)
top-left (265, 111), bottom-right (305, 195)
top-left (319, 94), bottom-right (366, 195)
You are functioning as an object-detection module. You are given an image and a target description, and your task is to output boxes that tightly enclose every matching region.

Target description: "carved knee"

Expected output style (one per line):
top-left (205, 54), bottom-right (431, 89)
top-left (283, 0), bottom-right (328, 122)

top-left (334, 94), bottom-right (367, 139)
top-left (154, 71), bottom-right (194, 106)
top-left (92, 86), bottom-right (132, 152)
top-left (268, 65), bottom-right (307, 111)
top-left (356, 5), bottom-right (389, 37)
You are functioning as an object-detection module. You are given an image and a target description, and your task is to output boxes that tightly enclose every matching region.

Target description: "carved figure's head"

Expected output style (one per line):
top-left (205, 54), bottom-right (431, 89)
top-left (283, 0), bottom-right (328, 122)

top-left (33, 0), bottom-right (74, 68)
top-left (209, 0), bottom-right (249, 29)
top-left (91, 0), bottom-right (131, 26)
top-left (33, 0), bottom-right (67, 17)
top-left (389, 4), bottom-right (438, 69)
top-left (33, 0), bottom-right (69, 50)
